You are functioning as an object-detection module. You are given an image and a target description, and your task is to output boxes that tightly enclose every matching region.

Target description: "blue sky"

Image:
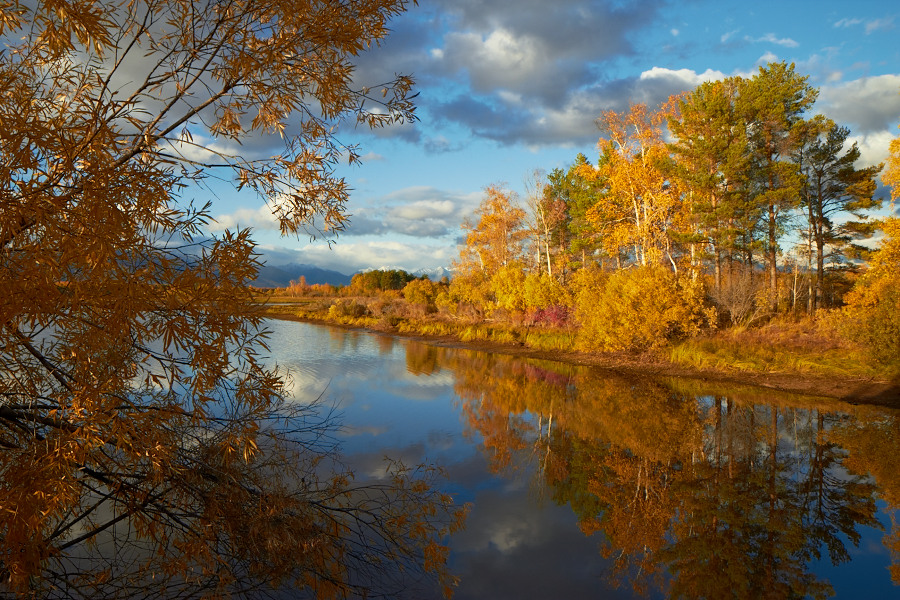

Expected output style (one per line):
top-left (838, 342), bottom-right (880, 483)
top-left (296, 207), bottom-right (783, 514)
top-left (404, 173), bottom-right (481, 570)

top-left (206, 0), bottom-right (900, 275)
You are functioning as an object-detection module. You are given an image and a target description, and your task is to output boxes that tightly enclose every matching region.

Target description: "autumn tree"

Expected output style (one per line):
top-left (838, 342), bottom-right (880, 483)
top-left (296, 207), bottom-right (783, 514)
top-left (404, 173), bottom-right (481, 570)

top-left (0, 1), bottom-right (463, 598)
top-left (451, 185), bottom-right (527, 315)
top-left (581, 103), bottom-right (682, 270)
top-left (458, 185), bottom-right (527, 275)
top-left (524, 169), bottom-right (566, 278)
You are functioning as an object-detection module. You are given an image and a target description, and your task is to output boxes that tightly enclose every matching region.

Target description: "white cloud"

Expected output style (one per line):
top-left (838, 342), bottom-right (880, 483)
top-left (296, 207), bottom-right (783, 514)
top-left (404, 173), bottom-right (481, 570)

top-left (833, 16), bottom-right (894, 34)
top-left (389, 199), bottom-right (457, 220)
top-left (638, 66), bottom-right (725, 87)
top-left (848, 131), bottom-right (897, 174)
top-left (746, 33), bottom-right (799, 47)
top-left (442, 29), bottom-right (549, 93)
top-left (834, 18), bottom-right (863, 28)
top-left (865, 17), bottom-right (894, 34)
top-left (209, 205), bottom-right (279, 233)
top-left (291, 240), bottom-right (457, 273)
top-left (817, 74), bottom-right (900, 134)
top-left (721, 29), bottom-right (739, 43)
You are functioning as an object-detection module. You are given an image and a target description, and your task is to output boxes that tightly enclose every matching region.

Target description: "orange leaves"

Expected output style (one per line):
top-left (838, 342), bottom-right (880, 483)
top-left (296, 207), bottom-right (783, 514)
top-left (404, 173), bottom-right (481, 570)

top-left (586, 103), bottom-right (681, 267)
top-left (885, 123), bottom-right (900, 206)
top-left (0, 0), bottom-right (464, 596)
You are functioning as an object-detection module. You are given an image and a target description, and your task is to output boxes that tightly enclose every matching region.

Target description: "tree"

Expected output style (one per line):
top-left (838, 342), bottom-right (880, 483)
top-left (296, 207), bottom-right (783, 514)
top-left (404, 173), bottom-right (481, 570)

top-left (885, 122), bottom-right (900, 205)
top-left (458, 185), bottom-right (528, 276)
top-left (542, 154), bottom-right (609, 271)
top-left (793, 117), bottom-right (883, 311)
top-left (0, 1), bottom-right (464, 597)
top-left (524, 169), bottom-right (566, 278)
top-left (841, 218), bottom-right (900, 364)
top-left (738, 62), bottom-right (818, 307)
top-left (668, 78), bottom-right (750, 289)
top-left (583, 103), bottom-right (682, 270)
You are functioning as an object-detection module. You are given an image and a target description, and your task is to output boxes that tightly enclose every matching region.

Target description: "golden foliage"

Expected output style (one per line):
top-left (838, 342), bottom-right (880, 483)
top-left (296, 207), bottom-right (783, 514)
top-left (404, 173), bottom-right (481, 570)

top-left (841, 218), bottom-right (900, 364)
top-left (0, 1), bottom-right (464, 597)
top-left (581, 103), bottom-right (681, 268)
top-left (574, 266), bottom-right (715, 352)
top-left (886, 123), bottom-right (900, 205)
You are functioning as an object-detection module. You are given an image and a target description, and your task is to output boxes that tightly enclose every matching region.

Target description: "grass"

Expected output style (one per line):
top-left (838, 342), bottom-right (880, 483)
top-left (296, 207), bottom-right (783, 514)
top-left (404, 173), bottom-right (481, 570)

top-left (669, 317), bottom-right (899, 381)
top-left (261, 295), bottom-right (898, 383)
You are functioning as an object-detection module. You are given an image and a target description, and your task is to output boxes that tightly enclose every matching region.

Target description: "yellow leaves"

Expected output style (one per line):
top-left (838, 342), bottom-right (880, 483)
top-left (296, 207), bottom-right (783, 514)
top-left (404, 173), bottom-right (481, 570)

top-left (575, 266), bottom-right (714, 352)
top-left (588, 103), bottom-right (681, 266)
top-left (885, 123), bottom-right (900, 206)
top-left (457, 184), bottom-right (527, 279)
top-left (0, 0), bottom-right (467, 596)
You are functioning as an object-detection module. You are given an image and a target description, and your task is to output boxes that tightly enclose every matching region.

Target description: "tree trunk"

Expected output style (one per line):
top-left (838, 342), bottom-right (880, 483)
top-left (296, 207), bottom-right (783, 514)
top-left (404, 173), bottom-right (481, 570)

top-left (768, 202), bottom-right (778, 312)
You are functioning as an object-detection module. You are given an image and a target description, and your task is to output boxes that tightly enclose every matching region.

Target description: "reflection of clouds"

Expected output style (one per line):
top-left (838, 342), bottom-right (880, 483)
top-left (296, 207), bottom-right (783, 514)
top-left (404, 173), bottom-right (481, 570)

top-left (278, 365), bottom-right (332, 405)
top-left (450, 488), bottom-right (623, 600)
top-left (452, 489), bottom-right (540, 553)
top-left (340, 424), bottom-right (390, 437)
top-left (345, 443), bottom-right (428, 480)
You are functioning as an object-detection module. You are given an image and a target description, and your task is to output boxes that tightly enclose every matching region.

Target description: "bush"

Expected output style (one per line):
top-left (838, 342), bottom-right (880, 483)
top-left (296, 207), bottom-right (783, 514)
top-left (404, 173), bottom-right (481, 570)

top-left (841, 219), bottom-right (900, 364)
top-left (523, 272), bottom-right (571, 311)
top-left (402, 278), bottom-right (440, 313)
top-left (575, 265), bottom-right (716, 352)
top-left (327, 299), bottom-right (369, 319)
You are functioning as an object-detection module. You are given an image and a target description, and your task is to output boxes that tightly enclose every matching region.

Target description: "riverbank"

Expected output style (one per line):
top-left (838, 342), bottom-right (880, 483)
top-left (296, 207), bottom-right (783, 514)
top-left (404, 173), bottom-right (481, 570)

top-left (262, 304), bottom-right (900, 408)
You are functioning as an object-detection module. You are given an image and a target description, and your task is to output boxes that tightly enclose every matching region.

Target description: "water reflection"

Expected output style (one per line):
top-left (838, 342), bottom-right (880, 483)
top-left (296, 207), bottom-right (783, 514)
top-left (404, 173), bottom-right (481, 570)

top-left (255, 322), bottom-right (900, 598)
top-left (435, 346), bottom-right (897, 599)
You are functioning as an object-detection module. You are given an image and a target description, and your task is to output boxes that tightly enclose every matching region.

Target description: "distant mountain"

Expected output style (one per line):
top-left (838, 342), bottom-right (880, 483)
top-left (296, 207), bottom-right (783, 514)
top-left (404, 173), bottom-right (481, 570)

top-left (253, 263), bottom-right (352, 288)
top-left (412, 266), bottom-right (453, 281)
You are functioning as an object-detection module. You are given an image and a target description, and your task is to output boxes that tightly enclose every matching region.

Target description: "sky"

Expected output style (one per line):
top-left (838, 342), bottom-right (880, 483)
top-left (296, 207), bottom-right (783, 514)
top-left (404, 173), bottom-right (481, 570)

top-left (205, 0), bottom-right (900, 276)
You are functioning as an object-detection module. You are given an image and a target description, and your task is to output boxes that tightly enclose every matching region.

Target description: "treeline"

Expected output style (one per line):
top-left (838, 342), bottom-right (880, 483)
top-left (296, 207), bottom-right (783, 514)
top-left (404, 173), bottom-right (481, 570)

top-left (276, 268), bottom-right (447, 297)
top-left (440, 62), bottom-right (899, 356)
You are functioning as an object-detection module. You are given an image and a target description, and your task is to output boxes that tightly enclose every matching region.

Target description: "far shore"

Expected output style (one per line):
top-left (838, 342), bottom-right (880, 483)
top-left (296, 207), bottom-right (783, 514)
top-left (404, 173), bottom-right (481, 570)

top-left (263, 309), bottom-right (900, 409)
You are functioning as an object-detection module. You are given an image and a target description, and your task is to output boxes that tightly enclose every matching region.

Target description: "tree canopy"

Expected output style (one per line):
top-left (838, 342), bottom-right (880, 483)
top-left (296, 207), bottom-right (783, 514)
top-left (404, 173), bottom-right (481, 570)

top-left (0, 1), bottom-right (465, 598)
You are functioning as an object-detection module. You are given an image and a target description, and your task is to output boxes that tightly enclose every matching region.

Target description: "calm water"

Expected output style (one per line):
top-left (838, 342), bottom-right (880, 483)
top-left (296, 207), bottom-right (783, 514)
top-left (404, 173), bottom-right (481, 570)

top-left (265, 319), bottom-right (899, 600)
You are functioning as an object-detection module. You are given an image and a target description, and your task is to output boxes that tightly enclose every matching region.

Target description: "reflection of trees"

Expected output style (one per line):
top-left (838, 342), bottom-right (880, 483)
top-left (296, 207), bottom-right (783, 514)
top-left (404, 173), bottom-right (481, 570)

top-left (831, 413), bottom-right (900, 583)
top-left (0, 397), bottom-right (466, 599)
top-left (447, 350), bottom-right (884, 598)
top-left (405, 343), bottom-right (442, 377)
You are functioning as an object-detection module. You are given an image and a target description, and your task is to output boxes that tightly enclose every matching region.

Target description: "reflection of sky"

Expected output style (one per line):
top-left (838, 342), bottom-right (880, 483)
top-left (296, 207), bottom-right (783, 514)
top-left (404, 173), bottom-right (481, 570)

top-left (264, 319), bottom-right (897, 600)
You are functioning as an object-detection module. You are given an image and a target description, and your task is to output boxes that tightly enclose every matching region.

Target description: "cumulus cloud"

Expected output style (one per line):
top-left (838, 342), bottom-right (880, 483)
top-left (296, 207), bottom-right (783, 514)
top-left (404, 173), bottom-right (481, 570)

top-left (334, 187), bottom-right (482, 240)
top-left (209, 205), bottom-right (279, 233)
top-left (848, 131), bottom-right (897, 174)
top-left (426, 0), bottom-right (665, 109)
top-left (817, 74), bottom-right (900, 134)
top-left (433, 66), bottom-right (726, 146)
top-left (286, 240), bottom-right (458, 273)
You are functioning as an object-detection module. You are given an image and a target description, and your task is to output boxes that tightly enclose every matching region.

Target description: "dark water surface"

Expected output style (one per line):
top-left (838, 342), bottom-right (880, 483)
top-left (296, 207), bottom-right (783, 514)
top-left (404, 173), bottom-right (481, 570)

top-left (266, 319), bottom-right (899, 600)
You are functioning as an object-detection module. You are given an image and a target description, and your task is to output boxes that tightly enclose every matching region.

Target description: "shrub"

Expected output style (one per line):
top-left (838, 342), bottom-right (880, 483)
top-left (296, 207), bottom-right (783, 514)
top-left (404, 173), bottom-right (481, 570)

top-left (575, 265), bottom-right (716, 352)
top-left (402, 278), bottom-right (440, 313)
top-left (841, 218), bottom-right (900, 364)
top-left (327, 299), bottom-right (369, 319)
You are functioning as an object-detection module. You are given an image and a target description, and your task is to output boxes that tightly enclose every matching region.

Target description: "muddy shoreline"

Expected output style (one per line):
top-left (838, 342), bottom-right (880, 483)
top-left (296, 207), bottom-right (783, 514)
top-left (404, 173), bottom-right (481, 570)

top-left (266, 311), bottom-right (900, 409)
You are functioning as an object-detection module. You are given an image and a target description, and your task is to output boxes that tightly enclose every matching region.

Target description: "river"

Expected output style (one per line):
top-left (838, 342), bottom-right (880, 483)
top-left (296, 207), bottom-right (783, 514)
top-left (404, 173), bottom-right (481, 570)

top-left (265, 319), bottom-right (899, 600)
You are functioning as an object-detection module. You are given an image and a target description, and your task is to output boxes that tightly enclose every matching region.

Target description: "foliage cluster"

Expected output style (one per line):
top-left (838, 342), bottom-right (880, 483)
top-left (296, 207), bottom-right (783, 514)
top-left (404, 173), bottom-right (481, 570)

top-left (574, 266), bottom-right (716, 351)
top-left (0, 1), bottom-right (466, 598)
top-left (840, 218), bottom-right (900, 365)
top-left (437, 62), bottom-right (897, 365)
